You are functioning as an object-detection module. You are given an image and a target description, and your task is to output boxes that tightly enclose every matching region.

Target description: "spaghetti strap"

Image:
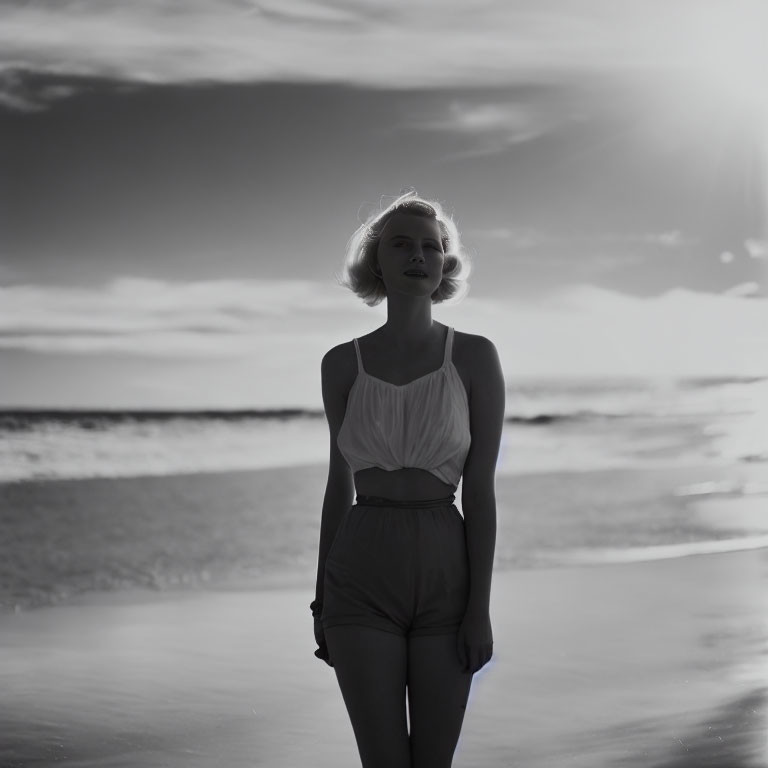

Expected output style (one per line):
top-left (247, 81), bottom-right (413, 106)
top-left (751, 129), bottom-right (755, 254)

top-left (352, 338), bottom-right (364, 374)
top-left (443, 326), bottom-right (454, 365)
top-left (336, 324), bottom-right (471, 489)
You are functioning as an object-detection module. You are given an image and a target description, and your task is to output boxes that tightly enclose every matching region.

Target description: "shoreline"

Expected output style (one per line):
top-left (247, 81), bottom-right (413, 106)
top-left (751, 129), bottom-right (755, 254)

top-left (4, 529), bottom-right (768, 616)
top-left (2, 548), bottom-right (767, 767)
top-left (4, 460), bottom-right (768, 614)
top-left (2, 452), bottom-right (765, 486)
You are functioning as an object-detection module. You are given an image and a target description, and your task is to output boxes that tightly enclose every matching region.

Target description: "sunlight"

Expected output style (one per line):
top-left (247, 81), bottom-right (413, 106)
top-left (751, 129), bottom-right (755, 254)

top-left (630, 1), bottom-right (768, 291)
top-left (682, 2), bottom-right (767, 108)
top-left (677, 1), bottom-right (767, 271)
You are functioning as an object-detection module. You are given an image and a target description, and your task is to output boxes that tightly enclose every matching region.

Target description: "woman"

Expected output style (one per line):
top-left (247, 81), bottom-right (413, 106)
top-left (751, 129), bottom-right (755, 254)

top-left (310, 191), bottom-right (505, 768)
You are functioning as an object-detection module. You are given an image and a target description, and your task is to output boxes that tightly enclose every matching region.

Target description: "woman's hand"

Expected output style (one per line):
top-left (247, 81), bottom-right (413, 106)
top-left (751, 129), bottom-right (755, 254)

top-left (457, 608), bottom-right (493, 673)
top-left (313, 617), bottom-right (334, 667)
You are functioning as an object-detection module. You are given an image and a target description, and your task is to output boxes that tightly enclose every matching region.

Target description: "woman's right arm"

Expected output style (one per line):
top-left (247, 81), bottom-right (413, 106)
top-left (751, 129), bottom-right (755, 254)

top-left (314, 344), bottom-right (355, 606)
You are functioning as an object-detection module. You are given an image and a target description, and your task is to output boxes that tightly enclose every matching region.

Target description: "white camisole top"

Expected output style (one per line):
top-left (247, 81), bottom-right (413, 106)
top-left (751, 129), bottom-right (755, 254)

top-left (336, 326), bottom-right (471, 487)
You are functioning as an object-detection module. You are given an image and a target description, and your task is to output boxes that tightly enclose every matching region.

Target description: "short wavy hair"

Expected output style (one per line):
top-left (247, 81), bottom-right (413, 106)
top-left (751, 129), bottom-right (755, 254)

top-left (335, 190), bottom-right (472, 307)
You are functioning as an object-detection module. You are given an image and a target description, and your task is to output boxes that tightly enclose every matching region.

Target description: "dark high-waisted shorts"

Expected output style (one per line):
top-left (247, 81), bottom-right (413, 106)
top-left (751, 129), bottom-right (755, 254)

top-left (321, 494), bottom-right (469, 638)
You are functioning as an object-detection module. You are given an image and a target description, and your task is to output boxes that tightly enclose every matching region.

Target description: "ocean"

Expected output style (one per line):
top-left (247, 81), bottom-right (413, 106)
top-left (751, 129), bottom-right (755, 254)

top-left (2, 376), bottom-right (767, 611)
top-left (2, 376), bottom-right (766, 483)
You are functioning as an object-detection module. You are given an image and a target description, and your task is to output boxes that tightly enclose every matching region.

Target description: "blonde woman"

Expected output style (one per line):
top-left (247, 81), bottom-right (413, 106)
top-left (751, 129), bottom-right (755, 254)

top-left (311, 191), bottom-right (505, 768)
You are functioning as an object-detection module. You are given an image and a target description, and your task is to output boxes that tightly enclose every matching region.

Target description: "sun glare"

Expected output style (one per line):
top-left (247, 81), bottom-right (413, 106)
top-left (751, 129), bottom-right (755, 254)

top-left (681, 1), bottom-right (768, 285)
top-left (623, 1), bottom-right (768, 290)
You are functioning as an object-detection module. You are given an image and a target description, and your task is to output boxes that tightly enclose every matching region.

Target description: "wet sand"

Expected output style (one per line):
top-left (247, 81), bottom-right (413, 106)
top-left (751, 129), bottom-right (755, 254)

top-left (3, 460), bottom-right (763, 612)
top-left (1, 547), bottom-right (766, 767)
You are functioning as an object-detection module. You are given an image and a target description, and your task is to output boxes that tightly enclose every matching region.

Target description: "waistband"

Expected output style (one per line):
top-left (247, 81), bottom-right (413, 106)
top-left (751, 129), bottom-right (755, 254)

top-left (355, 494), bottom-right (456, 509)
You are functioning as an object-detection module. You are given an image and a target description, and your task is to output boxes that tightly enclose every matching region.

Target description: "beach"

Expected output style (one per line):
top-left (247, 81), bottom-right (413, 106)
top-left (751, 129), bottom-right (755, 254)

top-left (2, 384), bottom-right (768, 767)
top-left (1, 548), bottom-right (766, 767)
top-left (3, 459), bottom-right (767, 612)
top-left (2, 456), bottom-right (768, 766)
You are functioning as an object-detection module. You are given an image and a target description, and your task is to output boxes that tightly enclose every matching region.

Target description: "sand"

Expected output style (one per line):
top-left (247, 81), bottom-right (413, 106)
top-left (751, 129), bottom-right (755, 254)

top-left (1, 548), bottom-right (767, 768)
top-left (3, 460), bottom-right (762, 612)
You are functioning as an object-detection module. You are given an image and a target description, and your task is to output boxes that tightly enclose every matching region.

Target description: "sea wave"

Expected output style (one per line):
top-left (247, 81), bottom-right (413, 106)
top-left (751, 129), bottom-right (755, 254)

top-left (674, 480), bottom-right (768, 497)
top-left (550, 535), bottom-right (768, 565)
top-left (2, 376), bottom-right (766, 482)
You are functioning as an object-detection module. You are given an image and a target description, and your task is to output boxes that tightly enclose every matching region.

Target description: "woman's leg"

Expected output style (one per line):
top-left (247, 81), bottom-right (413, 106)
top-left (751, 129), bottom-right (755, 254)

top-left (407, 632), bottom-right (473, 768)
top-left (324, 624), bottom-right (411, 768)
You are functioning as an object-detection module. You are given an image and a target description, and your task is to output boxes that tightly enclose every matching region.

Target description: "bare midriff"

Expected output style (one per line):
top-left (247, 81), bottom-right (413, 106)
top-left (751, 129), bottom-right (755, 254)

top-left (353, 466), bottom-right (457, 502)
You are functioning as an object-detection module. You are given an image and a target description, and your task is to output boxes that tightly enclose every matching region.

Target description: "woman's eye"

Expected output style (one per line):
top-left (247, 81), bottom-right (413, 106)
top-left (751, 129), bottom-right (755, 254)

top-left (392, 241), bottom-right (440, 250)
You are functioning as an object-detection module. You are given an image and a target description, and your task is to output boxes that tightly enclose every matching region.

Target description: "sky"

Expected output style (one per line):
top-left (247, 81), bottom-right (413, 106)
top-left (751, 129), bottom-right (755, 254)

top-left (1, 0), bottom-right (767, 408)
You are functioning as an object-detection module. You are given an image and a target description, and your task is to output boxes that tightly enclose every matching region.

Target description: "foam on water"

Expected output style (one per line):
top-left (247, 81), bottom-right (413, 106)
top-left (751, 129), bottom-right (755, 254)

top-left (675, 480), bottom-right (768, 497)
top-left (0, 416), bottom-right (329, 482)
top-left (1, 376), bottom-right (765, 482)
top-left (553, 535), bottom-right (768, 565)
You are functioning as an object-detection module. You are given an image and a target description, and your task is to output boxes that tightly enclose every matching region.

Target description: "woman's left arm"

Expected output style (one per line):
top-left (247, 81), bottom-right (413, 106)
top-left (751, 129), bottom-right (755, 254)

top-left (458, 335), bottom-right (506, 672)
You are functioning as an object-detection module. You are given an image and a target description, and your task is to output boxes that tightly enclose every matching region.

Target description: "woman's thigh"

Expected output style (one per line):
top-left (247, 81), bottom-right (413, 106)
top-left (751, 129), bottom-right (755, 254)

top-left (407, 632), bottom-right (473, 768)
top-left (324, 624), bottom-right (411, 768)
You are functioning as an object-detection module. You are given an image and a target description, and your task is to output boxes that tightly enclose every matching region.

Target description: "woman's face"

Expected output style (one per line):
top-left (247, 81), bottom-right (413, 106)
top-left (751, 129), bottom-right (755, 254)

top-left (375, 212), bottom-right (445, 296)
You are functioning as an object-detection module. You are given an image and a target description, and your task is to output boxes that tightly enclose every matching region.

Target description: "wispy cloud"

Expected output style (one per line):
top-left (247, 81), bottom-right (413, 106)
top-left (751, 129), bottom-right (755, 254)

top-left (633, 231), bottom-right (688, 248)
top-left (0, 277), bottom-right (349, 356)
top-left (464, 228), bottom-right (694, 250)
top-left (1, 0), bottom-right (765, 109)
top-left (1, 277), bottom-right (766, 379)
top-left (463, 227), bottom-right (550, 249)
top-left (400, 99), bottom-right (585, 157)
top-left (723, 281), bottom-right (762, 297)
top-left (745, 238), bottom-right (768, 259)
top-left (0, 70), bottom-right (83, 112)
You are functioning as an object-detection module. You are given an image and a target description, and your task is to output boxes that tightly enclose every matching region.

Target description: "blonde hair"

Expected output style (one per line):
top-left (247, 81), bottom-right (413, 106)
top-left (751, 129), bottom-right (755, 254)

top-left (336, 190), bottom-right (472, 307)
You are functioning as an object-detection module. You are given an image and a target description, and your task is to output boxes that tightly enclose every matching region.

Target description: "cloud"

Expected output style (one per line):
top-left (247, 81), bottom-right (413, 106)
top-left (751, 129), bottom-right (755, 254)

top-left (465, 228), bottom-right (693, 250)
top-left (641, 231), bottom-right (688, 248)
top-left (590, 231), bottom-right (694, 248)
top-left (401, 100), bottom-right (585, 157)
top-left (424, 103), bottom-right (542, 135)
top-left (1, 0), bottom-right (765, 110)
top-left (463, 227), bottom-right (550, 249)
top-left (0, 69), bottom-right (84, 111)
top-left (0, 276), bottom-right (349, 356)
top-left (723, 281), bottom-right (763, 298)
top-left (744, 238), bottom-right (768, 258)
top-left (533, 283), bottom-right (768, 376)
top-left (1, 277), bottom-right (766, 379)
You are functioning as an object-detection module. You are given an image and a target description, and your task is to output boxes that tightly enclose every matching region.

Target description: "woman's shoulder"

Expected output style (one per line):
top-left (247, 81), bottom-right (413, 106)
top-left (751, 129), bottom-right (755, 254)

top-left (453, 328), bottom-right (497, 359)
top-left (321, 340), bottom-right (358, 392)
